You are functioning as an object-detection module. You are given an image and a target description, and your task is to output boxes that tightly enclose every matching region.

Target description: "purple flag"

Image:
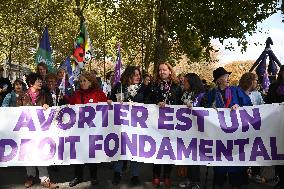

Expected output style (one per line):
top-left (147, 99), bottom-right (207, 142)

top-left (262, 72), bottom-right (270, 93)
top-left (114, 44), bottom-right (122, 86)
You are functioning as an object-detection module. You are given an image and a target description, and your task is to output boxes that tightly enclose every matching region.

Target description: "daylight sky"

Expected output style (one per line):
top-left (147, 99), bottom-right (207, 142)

top-left (213, 11), bottom-right (284, 65)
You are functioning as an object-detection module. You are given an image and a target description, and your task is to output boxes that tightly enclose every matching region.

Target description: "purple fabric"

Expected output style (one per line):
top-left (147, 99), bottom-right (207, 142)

top-left (262, 73), bottom-right (270, 92)
top-left (114, 44), bottom-right (122, 86)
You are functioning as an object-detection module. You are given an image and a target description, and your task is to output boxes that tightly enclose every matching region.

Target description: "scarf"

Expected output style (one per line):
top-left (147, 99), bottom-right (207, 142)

top-left (215, 87), bottom-right (232, 108)
top-left (159, 81), bottom-right (172, 104)
top-left (28, 88), bottom-right (39, 105)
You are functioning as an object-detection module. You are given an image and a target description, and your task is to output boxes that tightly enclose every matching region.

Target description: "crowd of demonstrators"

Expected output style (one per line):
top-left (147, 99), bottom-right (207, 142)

top-left (2, 61), bottom-right (284, 189)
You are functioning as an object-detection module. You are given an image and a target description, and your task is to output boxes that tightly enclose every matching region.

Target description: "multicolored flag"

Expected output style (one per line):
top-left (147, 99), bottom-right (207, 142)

top-left (35, 27), bottom-right (55, 72)
top-left (114, 44), bottom-right (122, 86)
top-left (72, 22), bottom-right (94, 67)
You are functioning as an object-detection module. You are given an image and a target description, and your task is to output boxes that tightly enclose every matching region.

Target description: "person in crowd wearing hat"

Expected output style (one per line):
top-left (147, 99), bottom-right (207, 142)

top-left (147, 62), bottom-right (183, 188)
top-left (205, 67), bottom-right (251, 189)
top-left (266, 65), bottom-right (284, 189)
top-left (1, 78), bottom-right (26, 107)
top-left (0, 66), bottom-right (12, 105)
top-left (68, 71), bottom-right (107, 187)
top-left (22, 73), bottom-right (58, 189)
top-left (178, 73), bottom-right (206, 189)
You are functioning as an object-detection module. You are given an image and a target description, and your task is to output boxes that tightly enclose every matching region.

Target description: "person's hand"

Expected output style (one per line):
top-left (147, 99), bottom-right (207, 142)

top-left (231, 104), bottom-right (239, 110)
top-left (42, 104), bottom-right (49, 111)
top-left (158, 101), bottom-right (166, 108)
top-left (0, 88), bottom-right (2, 93)
top-left (186, 101), bottom-right (193, 108)
top-left (107, 100), bottom-right (112, 105)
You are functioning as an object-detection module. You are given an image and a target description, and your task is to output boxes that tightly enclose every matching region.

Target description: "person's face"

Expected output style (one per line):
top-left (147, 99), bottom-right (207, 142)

top-left (47, 78), bottom-right (57, 91)
top-left (14, 82), bottom-right (23, 93)
top-left (129, 70), bottom-right (141, 85)
top-left (57, 69), bottom-right (65, 79)
top-left (143, 76), bottom-right (151, 86)
top-left (38, 66), bottom-right (47, 76)
top-left (31, 79), bottom-right (42, 91)
top-left (159, 64), bottom-right (171, 80)
top-left (110, 72), bottom-right (115, 82)
top-left (250, 77), bottom-right (258, 91)
top-left (79, 76), bottom-right (92, 90)
top-left (217, 74), bottom-right (230, 88)
top-left (183, 78), bottom-right (190, 91)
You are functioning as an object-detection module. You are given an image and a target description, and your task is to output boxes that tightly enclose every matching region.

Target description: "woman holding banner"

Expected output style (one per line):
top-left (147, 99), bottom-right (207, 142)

top-left (178, 73), bottom-right (206, 189)
top-left (22, 73), bottom-right (58, 189)
top-left (266, 65), bottom-right (284, 189)
top-left (239, 72), bottom-right (267, 184)
top-left (149, 62), bottom-right (183, 187)
top-left (205, 67), bottom-right (252, 189)
top-left (110, 66), bottom-right (149, 186)
top-left (68, 71), bottom-right (107, 187)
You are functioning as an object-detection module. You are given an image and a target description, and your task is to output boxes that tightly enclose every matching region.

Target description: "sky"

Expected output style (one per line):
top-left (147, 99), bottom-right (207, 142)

top-left (213, 10), bottom-right (284, 65)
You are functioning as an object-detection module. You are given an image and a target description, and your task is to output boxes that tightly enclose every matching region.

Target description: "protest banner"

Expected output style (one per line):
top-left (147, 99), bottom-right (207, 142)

top-left (0, 103), bottom-right (284, 167)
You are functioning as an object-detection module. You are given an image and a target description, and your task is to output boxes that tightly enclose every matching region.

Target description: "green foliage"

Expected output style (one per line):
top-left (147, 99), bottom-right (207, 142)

top-left (0, 0), bottom-right (279, 75)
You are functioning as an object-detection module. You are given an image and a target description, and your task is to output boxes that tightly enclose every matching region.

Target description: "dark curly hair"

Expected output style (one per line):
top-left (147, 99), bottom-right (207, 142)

top-left (120, 66), bottom-right (141, 86)
top-left (26, 73), bottom-right (43, 87)
top-left (184, 73), bottom-right (205, 100)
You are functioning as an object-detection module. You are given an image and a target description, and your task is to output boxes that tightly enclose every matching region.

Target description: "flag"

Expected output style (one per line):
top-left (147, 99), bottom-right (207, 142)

top-left (262, 72), bottom-right (270, 93)
top-left (73, 22), bottom-right (94, 66)
top-left (82, 22), bottom-right (94, 63)
top-left (35, 27), bottom-right (55, 72)
top-left (62, 56), bottom-right (75, 88)
top-left (114, 44), bottom-right (122, 86)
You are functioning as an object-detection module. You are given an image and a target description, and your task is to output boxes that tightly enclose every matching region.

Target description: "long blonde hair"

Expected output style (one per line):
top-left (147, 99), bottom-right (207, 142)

top-left (154, 61), bottom-right (178, 84)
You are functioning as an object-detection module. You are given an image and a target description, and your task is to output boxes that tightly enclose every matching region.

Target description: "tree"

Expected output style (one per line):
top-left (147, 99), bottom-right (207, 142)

top-left (0, 0), bottom-right (279, 77)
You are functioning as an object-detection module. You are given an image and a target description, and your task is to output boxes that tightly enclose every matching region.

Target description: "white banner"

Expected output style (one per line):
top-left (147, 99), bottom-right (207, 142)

top-left (0, 103), bottom-right (284, 167)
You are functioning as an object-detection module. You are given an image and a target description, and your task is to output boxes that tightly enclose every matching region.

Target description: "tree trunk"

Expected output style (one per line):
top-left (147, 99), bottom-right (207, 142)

top-left (153, 0), bottom-right (169, 74)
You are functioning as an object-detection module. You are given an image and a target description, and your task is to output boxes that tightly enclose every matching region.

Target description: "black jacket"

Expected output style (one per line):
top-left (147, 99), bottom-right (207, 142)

top-left (146, 81), bottom-right (183, 105)
top-left (266, 81), bottom-right (284, 104)
top-left (110, 82), bottom-right (150, 103)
